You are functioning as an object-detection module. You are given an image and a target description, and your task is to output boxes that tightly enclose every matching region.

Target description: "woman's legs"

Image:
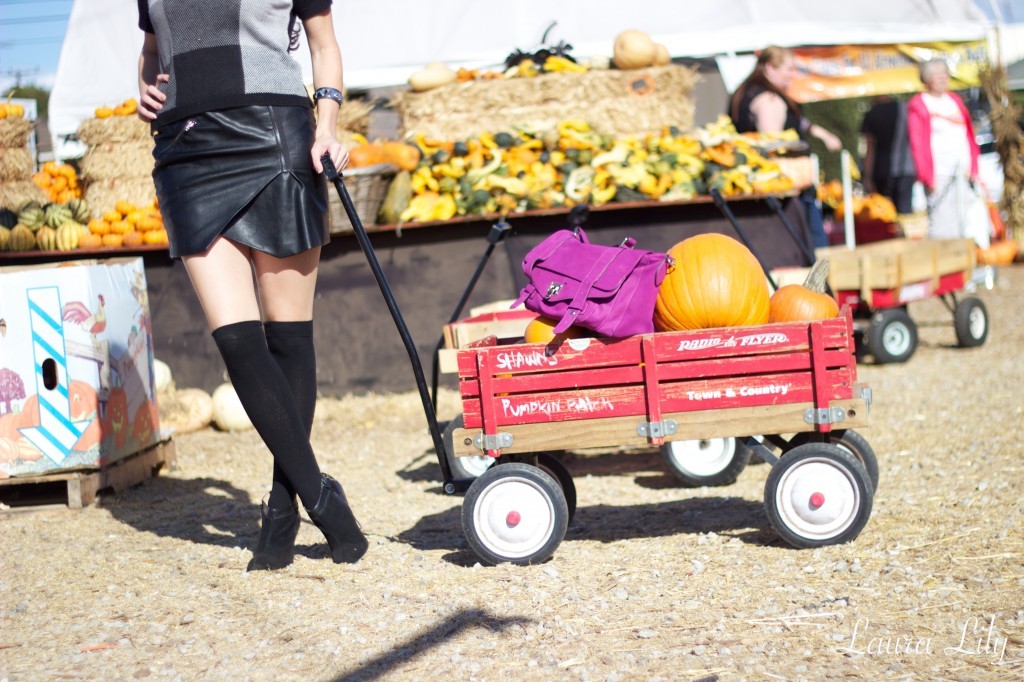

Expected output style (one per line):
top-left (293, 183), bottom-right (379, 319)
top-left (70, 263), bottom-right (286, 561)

top-left (252, 248), bottom-right (320, 509)
top-left (182, 238), bottom-right (322, 509)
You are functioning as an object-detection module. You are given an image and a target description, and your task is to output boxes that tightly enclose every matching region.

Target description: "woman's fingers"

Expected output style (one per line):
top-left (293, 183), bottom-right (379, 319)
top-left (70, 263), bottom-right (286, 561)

top-left (138, 75), bottom-right (169, 121)
top-left (311, 139), bottom-right (349, 174)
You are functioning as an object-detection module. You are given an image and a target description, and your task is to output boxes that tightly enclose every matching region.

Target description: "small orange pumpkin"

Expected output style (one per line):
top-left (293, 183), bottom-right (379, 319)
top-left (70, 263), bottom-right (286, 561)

top-left (523, 316), bottom-right (588, 344)
top-left (143, 228), bottom-right (169, 245)
top-left (768, 260), bottom-right (839, 323)
top-left (382, 141), bottom-right (422, 171)
top-left (348, 143), bottom-right (387, 167)
top-left (122, 231), bottom-right (144, 247)
top-left (102, 233), bottom-right (124, 247)
top-left (79, 233), bottom-right (103, 249)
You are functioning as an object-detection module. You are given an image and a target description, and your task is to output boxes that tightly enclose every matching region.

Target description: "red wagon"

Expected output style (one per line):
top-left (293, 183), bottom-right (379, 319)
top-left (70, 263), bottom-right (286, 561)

top-left (808, 238), bottom-right (989, 364)
top-left (442, 308), bottom-right (876, 564)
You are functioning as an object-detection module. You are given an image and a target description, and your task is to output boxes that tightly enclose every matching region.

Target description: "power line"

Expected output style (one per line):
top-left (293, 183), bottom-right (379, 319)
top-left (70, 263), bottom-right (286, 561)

top-left (0, 14), bottom-right (69, 25)
top-left (0, 36), bottom-right (65, 46)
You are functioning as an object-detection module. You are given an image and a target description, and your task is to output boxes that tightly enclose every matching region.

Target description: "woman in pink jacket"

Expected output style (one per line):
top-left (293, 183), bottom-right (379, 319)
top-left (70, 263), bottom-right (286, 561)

top-left (907, 58), bottom-right (990, 247)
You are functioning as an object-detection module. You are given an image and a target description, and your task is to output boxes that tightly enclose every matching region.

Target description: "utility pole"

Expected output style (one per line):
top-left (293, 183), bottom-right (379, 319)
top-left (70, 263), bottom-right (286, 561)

top-left (2, 67), bottom-right (40, 90)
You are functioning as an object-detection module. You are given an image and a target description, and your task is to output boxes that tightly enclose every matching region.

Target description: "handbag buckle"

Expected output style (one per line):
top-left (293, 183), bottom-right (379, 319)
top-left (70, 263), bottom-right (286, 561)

top-left (545, 282), bottom-right (563, 299)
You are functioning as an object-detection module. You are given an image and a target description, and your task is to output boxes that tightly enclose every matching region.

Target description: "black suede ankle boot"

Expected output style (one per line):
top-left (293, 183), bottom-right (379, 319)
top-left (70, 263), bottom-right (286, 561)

top-left (305, 474), bottom-right (368, 564)
top-left (246, 498), bottom-right (301, 572)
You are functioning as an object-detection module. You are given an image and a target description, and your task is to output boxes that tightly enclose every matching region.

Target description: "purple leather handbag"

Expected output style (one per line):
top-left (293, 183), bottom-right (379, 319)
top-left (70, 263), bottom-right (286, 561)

top-left (512, 227), bottom-right (671, 338)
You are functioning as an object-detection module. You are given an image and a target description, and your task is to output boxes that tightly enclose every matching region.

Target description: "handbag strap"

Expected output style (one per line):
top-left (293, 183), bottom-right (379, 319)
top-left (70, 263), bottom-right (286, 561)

top-left (521, 229), bottom-right (586, 276)
top-left (551, 245), bottom-right (625, 334)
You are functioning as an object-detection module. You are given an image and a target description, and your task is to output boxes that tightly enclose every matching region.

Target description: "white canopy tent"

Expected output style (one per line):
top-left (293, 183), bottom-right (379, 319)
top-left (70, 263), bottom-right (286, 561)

top-left (48, 0), bottom-right (996, 159)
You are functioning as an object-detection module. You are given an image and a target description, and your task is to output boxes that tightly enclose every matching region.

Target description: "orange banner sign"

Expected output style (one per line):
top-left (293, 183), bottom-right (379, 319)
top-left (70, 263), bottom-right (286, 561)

top-left (788, 41), bottom-right (989, 102)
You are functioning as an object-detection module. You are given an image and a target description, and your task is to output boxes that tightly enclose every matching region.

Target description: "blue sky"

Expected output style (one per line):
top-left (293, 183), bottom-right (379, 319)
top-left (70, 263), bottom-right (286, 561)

top-left (2, 0), bottom-right (1024, 94)
top-left (0, 0), bottom-right (72, 91)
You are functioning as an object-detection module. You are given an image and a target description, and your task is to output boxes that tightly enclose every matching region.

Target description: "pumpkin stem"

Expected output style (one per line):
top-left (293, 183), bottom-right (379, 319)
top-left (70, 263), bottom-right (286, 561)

top-left (802, 259), bottom-right (831, 294)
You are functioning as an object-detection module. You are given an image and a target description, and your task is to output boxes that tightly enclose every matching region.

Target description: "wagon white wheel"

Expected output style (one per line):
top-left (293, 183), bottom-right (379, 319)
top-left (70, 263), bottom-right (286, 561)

top-left (867, 308), bottom-right (918, 363)
top-left (462, 463), bottom-right (568, 565)
top-left (954, 296), bottom-right (988, 348)
top-left (660, 437), bottom-right (751, 487)
top-left (764, 443), bottom-right (873, 548)
top-left (442, 414), bottom-right (495, 480)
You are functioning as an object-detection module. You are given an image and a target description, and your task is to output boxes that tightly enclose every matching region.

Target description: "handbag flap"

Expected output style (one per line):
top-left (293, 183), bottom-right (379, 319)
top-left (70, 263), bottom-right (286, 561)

top-left (534, 244), bottom-right (651, 303)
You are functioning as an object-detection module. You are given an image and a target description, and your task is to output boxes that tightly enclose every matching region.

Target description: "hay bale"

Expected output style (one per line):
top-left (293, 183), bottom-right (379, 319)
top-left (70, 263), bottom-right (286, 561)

top-left (0, 147), bottom-right (33, 181)
top-left (80, 141), bottom-right (155, 181)
top-left (395, 64), bottom-right (699, 139)
top-left (84, 177), bottom-right (156, 215)
top-left (0, 180), bottom-right (47, 211)
top-left (0, 118), bottom-right (34, 148)
top-left (336, 99), bottom-right (373, 136)
top-left (77, 116), bottom-right (151, 146)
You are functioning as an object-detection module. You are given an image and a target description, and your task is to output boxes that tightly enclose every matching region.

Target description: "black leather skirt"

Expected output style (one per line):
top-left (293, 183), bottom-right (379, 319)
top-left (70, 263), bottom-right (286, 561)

top-left (152, 105), bottom-right (329, 259)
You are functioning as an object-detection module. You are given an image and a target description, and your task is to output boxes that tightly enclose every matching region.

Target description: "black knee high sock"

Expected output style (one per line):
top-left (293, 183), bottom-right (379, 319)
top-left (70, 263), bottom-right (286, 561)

top-left (212, 321), bottom-right (322, 509)
top-left (264, 320), bottom-right (317, 509)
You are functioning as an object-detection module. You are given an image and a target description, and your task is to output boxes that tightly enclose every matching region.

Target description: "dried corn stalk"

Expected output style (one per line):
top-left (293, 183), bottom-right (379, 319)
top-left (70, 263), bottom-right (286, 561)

top-left (980, 65), bottom-right (1024, 246)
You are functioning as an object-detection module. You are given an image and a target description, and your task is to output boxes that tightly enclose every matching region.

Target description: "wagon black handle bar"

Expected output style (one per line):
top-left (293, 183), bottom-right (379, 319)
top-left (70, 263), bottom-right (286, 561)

top-left (763, 194), bottom-right (835, 297)
top-left (710, 188), bottom-right (778, 291)
top-left (322, 155), bottom-right (465, 493)
top-left (430, 219), bottom-right (512, 409)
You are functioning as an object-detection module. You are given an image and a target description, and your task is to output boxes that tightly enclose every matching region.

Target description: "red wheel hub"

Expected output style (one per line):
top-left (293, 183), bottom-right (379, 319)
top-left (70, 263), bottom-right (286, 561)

top-left (506, 511), bottom-right (521, 527)
top-left (809, 492), bottom-right (825, 508)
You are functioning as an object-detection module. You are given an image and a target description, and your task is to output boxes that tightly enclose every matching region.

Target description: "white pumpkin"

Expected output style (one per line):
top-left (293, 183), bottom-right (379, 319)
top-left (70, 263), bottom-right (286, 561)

top-left (212, 383), bottom-right (253, 432)
top-left (158, 388), bottom-right (215, 434)
top-left (652, 43), bottom-right (671, 66)
top-left (613, 30), bottom-right (657, 70)
top-left (408, 62), bottom-right (457, 92)
top-left (153, 358), bottom-right (173, 394)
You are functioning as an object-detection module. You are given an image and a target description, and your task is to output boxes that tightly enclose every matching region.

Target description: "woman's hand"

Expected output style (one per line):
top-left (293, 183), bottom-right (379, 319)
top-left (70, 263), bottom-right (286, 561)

top-left (138, 74), bottom-right (169, 121)
top-left (312, 133), bottom-right (349, 174)
top-left (815, 127), bottom-right (843, 152)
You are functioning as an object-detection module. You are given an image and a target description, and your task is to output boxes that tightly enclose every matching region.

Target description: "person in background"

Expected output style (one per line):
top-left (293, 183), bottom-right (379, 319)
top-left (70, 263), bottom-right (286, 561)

top-left (907, 58), bottom-right (990, 247)
top-left (861, 95), bottom-right (917, 214)
top-left (729, 45), bottom-right (843, 248)
top-left (136, 0), bottom-right (368, 571)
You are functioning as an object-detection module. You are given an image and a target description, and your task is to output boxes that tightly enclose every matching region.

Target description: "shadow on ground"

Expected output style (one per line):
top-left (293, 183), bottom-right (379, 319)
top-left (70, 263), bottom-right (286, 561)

top-left (331, 608), bottom-right (533, 682)
top-left (101, 475), bottom-right (331, 559)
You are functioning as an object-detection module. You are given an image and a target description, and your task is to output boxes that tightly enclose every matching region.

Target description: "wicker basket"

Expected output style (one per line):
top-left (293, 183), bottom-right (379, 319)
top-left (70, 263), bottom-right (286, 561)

top-left (327, 162), bottom-right (397, 234)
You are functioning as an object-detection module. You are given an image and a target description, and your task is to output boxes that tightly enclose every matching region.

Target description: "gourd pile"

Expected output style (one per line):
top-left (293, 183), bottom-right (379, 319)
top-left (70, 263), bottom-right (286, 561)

top-left (0, 196), bottom-right (168, 253)
top-left (366, 116), bottom-right (797, 224)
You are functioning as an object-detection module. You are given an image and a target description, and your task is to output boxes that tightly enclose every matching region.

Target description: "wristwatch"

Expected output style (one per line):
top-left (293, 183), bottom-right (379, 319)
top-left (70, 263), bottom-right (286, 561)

top-left (313, 87), bottom-right (344, 105)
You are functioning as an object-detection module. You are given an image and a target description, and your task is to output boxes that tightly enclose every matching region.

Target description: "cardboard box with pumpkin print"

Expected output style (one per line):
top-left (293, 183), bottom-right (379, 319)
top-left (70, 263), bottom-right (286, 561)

top-left (0, 257), bottom-right (159, 477)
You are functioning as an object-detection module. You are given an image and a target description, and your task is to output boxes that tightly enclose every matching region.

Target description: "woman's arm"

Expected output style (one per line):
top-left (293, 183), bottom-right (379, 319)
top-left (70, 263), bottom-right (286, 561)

top-left (747, 91), bottom-right (788, 133)
top-left (304, 10), bottom-right (347, 173)
top-left (137, 33), bottom-right (167, 121)
top-left (807, 122), bottom-right (842, 152)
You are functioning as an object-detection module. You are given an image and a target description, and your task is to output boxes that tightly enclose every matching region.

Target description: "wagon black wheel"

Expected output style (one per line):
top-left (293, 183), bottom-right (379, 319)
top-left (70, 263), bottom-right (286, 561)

top-left (953, 296), bottom-right (988, 348)
top-left (537, 453), bottom-right (576, 526)
top-left (764, 443), bottom-right (873, 548)
top-left (660, 437), bottom-right (751, 486)
top-left (442, 414), bottom-right (495, 480)
top-left (787, 430), bottom-right (880, 491)
top-left (462, 463), bottom-right (568, 565)
top-left (867, 307), bottom-right (918, 363)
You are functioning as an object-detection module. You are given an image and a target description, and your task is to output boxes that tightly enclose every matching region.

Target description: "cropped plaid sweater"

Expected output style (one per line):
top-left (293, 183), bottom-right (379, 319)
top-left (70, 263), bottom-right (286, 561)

top-left (138, 0), bottom-right (331, 126)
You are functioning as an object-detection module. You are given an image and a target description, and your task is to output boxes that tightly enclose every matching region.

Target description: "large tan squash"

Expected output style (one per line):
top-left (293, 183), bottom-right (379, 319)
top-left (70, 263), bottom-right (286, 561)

top-left (613, 30), bottom-right (657, 70)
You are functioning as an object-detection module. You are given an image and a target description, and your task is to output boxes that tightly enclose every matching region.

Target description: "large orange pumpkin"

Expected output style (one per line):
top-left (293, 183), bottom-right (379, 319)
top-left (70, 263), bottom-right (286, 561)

top-left (654, 234), bottom-right (770, 331)
top-left (768, 259), bottom-right (839, 323)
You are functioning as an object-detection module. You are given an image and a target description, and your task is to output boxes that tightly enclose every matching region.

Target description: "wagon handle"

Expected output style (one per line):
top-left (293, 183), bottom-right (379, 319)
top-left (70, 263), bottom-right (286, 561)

top-left (763, 194), bottom-right (835, 297)
top-left (430, 218), bottom-right (513, 408)
top-left (321, 154), bottom-right (463, 493)
top-left (710, 188), bottom-right (779, 291)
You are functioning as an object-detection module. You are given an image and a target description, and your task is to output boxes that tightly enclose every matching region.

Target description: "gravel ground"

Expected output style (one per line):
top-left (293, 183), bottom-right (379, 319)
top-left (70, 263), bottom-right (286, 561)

top-left (2, 265), bottom-right (1023, 682)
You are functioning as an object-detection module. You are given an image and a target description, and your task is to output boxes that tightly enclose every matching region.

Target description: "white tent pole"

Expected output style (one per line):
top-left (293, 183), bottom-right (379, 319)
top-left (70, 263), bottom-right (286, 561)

top-left (841, 149), bottom-right (856, 250)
